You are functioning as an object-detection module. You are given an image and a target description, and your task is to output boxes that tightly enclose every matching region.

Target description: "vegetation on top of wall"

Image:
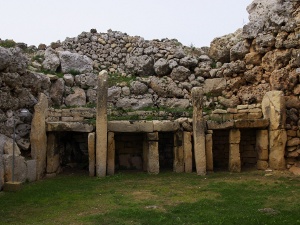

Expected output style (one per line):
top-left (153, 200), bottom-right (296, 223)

top-left (0, 39), bottom-right (16, 48)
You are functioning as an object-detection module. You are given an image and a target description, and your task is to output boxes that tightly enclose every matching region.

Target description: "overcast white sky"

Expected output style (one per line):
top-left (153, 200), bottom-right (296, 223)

top-left (0, 0), bottom-right (253, 47)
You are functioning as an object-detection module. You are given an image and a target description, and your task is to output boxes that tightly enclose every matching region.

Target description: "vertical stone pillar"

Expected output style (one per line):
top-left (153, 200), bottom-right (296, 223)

top-left (205, 131), bottom-right (213, 171)
top-left (143, 134), bottom-right (149, 172)
top-left (107, 132), bottom-right (115, 176)
top-left (262, 91), bottom-right (286, 169)
top-left (147, 132), bottom-right (159, 174)
top-left (30, 93), bottom-right (48, 180)
top-left (46, 133), bottom-right (60, 175)
top-left (88, 132), bottom-right (95, 176)
top-left (256, 130), bottom-right (269, 170)
top-left (229, 129), bottom-right (241, 172)
top-left (96, 70), bottom-right (108, 177)
top-left (183, 132), bottom-right (192, 173)
top-left (192, 87), bottom-right (206, 175)
top-left (173, 131), bottom-right (184, 173)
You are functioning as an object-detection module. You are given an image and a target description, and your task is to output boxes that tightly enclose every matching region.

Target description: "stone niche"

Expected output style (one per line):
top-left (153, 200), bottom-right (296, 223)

top-left (240, 129), bottom-right (257, 170)
top-left (47, 132), bottom-right (89, 175)
top-left (158, 132), bottom-right (174, 170)
top-left (114, 132), bottom-right (144, 171)
top-left (212, 130), bottom-right (230, 170)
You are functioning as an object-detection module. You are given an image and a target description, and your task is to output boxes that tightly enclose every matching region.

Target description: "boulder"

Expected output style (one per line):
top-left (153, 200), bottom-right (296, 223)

top-left (130, 81), bottom-right (148, 95)
top-left (116, 97), bottom-right (153, 110)
top-left (3, 155), bottom-right (27, 182)
top-left (108, 86), bottom-right (122, 102)
top-left (0, 153), bottom-right (3, 190)
top-left (0, 47), bottom-right (28, 73)
top-left (179, 57), bottom-right (198, 69)
top-left (149, 76), bottom-right (184, 98)
top-left (154, 58), bottom-right (171, 76)
top-left (50, 78), bottom-right (65, 106)
top-left (0, 134), bottom-right (21, 156)
top-left (262, 49), bottom-right (291, 72)
top-left (203, 78), bottom-right (226, 95)
top-left (65, 87), bottom-right (86, 106)
top-left (170, 66), bottom-right (191, 82)
top-left (63, 74), bottom-right (74, 86)
top-left (59, 51), bottom-right (93, 73)
top-left (74, 73), bottom-right (97, 88)
top-left (254, 33), bottom-right (276, 53)
top-left (230, 40), bottom-right (250, 61)
top-left (42, 48), bottom-right (60, 72)
top-left (125, 55), bottom-right (154, 76)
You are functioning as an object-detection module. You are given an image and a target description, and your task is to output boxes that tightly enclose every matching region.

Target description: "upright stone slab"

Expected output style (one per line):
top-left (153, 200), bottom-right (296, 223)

top-left (173, 131), bottom-right (184, 173)
top-left (147, 132), bottom-right (159, 174)
top-left (46, 133), bottom-right (60, 174)
top-left (96, 70), bottom-right (108, 177)
top-left (88, 132), bottom-right (95, 176)
top-left (30, 93), bottom-right (48, 180)
top-left (183, 132), bottom-right (192, 173)
top-left (229, 129), bottom-right (241, 172)
top-left (143, 135), bottom-right (149, 172)
top-left (4, 155), bottom-right (27, 182)
top-left (192, 87), bottom-right (206, 175)
top-left (256, 130), bottom-right (269, 161)
top-left (0, 153), bottom-right (4, 190)
top-left (205, 133), bottom-right (213, 171)
top-left (262, 91), bottom-right (286, 170)
top-left (26, 160), bottom-right (37, 182)
top-left (107, 132), bottom-right (115, 176)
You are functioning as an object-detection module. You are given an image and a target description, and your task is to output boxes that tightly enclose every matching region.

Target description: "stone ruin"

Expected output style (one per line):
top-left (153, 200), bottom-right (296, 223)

top-left (1, 0), bottom-right (300, 190)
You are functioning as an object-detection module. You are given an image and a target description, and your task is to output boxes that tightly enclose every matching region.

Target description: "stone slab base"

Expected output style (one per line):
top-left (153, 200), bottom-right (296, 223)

top-left (3, 181), bottom-right (22, 192)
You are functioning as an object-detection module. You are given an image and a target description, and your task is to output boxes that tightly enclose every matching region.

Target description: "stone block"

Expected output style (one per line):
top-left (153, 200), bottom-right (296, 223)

top-left (26, 160), bottom-right (37, 182)
top-left (234, 119), bottom-right (269, 129)
top-left (0, 153), bottom-right (4, 190)
top-left (287, 138), bottom-right (300, 147)
top-left (4, 155), bottom-right (27, 182)
top-left (205, 134), bottom-right (213, 171)
top-left (147, 132), bottom-right (159, 174)
top-left (46, 122), bottom-right (93, 132)
top-left (173, 132), bottom-right (184, 173)
top-left (183, 132), bottom-right (192, 173)
top-left (257, 160), bottom-right (269, 170)
top-left (289, 165), bottom-right (300, 176)
top-left (229, 143), bottom-right (241, 172)
top-left (237, 105), bottom-right (248, 110)
top-left (207, 121), bottom-right (234, 130)
top-left (153, 120), bottom-right (180, 132)
top-left (108, 121), bottom-right (154, 133)
top-left (229, 129), bottom-right (240, 144)
top-left (233, 113), bottom-right (248, 120)
top-left (61, 116), bottom-right (74, 122)
top-left (223, 113), bottom-right (234, 121)
top-left (256, 130), bottom-right (269, 160)
top-left (3, 181), bottom-right (22, 192)
top-left (248, 112), bottom-right (263, 119)
top-left (107, 132), bottom-right (115, 176)
top-left (269, 129), bottom-right (286, 170)
top-left (227, 108), bottom-right (238, 114)
top-left (47, 133), bottom-right (60, 174)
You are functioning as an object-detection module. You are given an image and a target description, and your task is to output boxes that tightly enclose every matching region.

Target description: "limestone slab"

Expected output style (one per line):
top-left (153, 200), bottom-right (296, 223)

top-left (108, 121), bottom-right (154, 133)
top-left (173, 131), bottom-right (184, 173)
top-left (147, 132), bottom-right (159, 174)
top-left (234, 119), bottom-right (269, 129)
top-left (229, 143), bottom-right (241, 172)
top-left (26, 160), bottom-right (37, 182)
top-left (269, 129), bottom-right (286, 170)
top-left (183, 132), bottom-right (192, 173)
top-left (256, 160), bottom-right (269, 170)
top-left (107, 132), bottom-right (115, 176)
top-left (46, 133), bottom-right (60, 174)
top-left (207, 120), bottom-right (234, 130)
top-left (153, 120), bottom-right (180, 132)
top-left (46, 122), bottom-right (93, 132)
top-left (88, 132), bottom-right (95, 176)
top-left (205, 133), bottom-right (213, 171)
top-left (256, 130), bottom-right (269, 161)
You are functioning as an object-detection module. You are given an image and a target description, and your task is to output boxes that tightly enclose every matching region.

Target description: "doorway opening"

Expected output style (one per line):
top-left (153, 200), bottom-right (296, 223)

top-left (212, 130), bottom-right (229, 171)
top-left (240, 129), bottom-right (257, 170)
top-left (158, 132), bottom-right (174, 170)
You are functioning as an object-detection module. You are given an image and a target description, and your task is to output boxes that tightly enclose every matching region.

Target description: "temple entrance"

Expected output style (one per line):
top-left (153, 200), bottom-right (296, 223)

top-left (212, 130), bottom-right (229, 171)
top-left (158, 132), bottom-right (174, 171)
top-left (114, 132), bottom-right (144, 171)
top-left (240, 129), bottom-right (257, 170)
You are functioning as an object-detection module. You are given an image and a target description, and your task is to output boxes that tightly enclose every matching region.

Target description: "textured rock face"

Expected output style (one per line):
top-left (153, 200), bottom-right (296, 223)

top-left (59, 51), bottom-right (93, 73)
top-left (42, 48), bottom-right (60, 71)
top-left (50, 78), bottom-right (65, 106)
top-left (0, 47), bottom-right (28, 73)
top-left (154, 58), bottom-right (171, 76)
top-left (65, 87), bottom-right (86, 106)
top-left (125, 55), bottom-right (155, 76)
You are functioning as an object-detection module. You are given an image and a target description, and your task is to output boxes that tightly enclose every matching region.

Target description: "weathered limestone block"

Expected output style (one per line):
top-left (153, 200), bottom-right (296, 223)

top-left (203, 78), bottom-right (226, 95)
top-left (26, 160), bottom-right (37, 182)
top-left (107, 132), bottom-right (115, 176)
top-left (46, 122), bottom-right (93, 132)
top-left (173, 131), bottom-right (184, 173)
top-left (205, 133), bottom-right (213, 171)
top-left (257, 160), bottom-right (269, 170)
top-left (147, 132), bottom-right (159, 174)
top-left (234, 119), bottom-right (269, 129)
top-left (3, 137), bottom-right (21, 156)
top-left (46, 133), bottom-right (60, 174)
top-left (229, 144), bottom-right (241, 172)
top-left (153, 120), bottom-right (180, 132)
top-left (143, 135), bottom-right (149, 172)
top-left (256, 130), bottom-right (269, 161)
top-left (183, 132), bottom-right (192, 173)
top-left (262, 91), bottom-right (286, 130)
top-left (4, 155), bottom-right (27, 182)
top-left (207, 121), bottom-right (234, 130)
top-left (192, 87), bottom-right (206, 175)
top-left (108, 121), bottom-right (154, 133)
top-left (229, 129), bottom-right (241, 172)
top-left (96, 70), bottom-right (108, 177)
top-left (30, 93), bottom-right (48, 180)
top-left (0, 153), bottom-right (4, 190)
top-left (289, 165), bottom-right (300, 176)
top-left (269, 129), bottom-right (286, 170)
top-left (287, 138), bottom-right (300, 147)
top-left (88, 132), bottom-right (95, 177)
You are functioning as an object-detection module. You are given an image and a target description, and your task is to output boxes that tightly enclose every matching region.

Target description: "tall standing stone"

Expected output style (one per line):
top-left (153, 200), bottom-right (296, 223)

top-left (262, 91), bottom-right (286, 169)
top-left (143, 135), bottom-right (149, 172)
top-left (0, 153), bottom-right (4, 190)
top-left (88, 132), bottom-right (95, 176)
top-left (107, 132), bottom-right (115, 176)
top-left (46, 133), bottom-right (60, 174)
top-left (30, 93), bottom-right (48, 180)
top-left (192, 87), bottom-right (206, 175)
top-left (96, 70), bottom-right (108, 177)
top-left (229, 129), bottom-right (241, 172)
top-left (147, 132), bottom-right (159, 174)
top-left (183, 132), bottom-right (192, 173)
top-left (256, 130), bottom-right (269, 170)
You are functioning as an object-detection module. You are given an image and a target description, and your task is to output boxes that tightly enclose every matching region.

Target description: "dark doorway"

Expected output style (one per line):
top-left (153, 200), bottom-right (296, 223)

top-left (159, 132), bottom-right (174, 170)
top-left (212, 130), bottom-right (229, 171)
top-left (114, 132), bottom-right (144, 171)
top-left (240, 129), bottom-right (257, 170)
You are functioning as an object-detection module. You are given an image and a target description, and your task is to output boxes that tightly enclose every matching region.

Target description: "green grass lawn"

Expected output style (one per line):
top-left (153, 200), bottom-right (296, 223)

top-left (1, 170), bottom-right (300, 225)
